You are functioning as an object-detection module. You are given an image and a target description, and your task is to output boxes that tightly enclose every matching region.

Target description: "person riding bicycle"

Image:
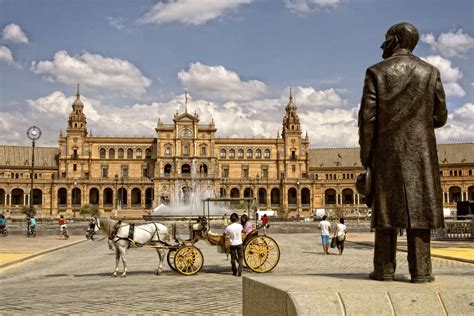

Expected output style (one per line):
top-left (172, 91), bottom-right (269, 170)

top-left (59, 215), bottom-right (69, 237)
top-left (28, 215), bottom-right (37, 234)
top-left (0, 213), bottom-right (6, 231)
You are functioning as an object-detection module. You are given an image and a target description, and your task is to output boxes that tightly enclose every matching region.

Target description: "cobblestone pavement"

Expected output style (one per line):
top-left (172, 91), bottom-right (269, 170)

top-left (1, 234), bottom-right (472, 315)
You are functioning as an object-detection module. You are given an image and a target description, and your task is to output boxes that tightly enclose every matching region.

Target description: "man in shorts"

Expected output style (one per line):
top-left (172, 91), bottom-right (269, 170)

top-left (319, 215), bottom-right (331, 254)
top-left (224, 213), bottom-right (244, 276)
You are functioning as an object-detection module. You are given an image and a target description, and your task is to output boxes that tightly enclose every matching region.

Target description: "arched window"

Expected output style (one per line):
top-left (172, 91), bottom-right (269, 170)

top-left (258, 188), bottom-right (267, 205)
top-left (325, 189), bottom-right (336, 204)
top-left (100, 148), bottom-right (106, 159)
top-left (229, 149), bottom-right (235, 159)
top-left (136, 148), bottom-right (142, 159)
top-left (199, 164), bottom-right (208, 175)
top-left (238, 149), bottom-right (244, 159)
top-left (264, 149), bottom-right (271, 159)
top-left (103, 188), bottom-right (113, 206)
top-left (220, 149), bottom-right (226, 159)
top-left (89, 188), bottom-right (99, 205)
top-left (145, 148), bottom-right (152, 159)
top-left (342, 188), bottom-right (354, 204)
top-left (230, 188), bottom-right (240, 198)
top-left (131, 188), bottom-right (142, 206)
top-left (301, 188), bottom-right (311, 205)
top-left (256, 149), bottom-right (262, 159)
top-left (109, 148), bottom-right (115, 159)
top-left (247, 149), bottom-right (253, 159)
top-left (271, 188), bottom-right (280, 206)
top-left (201, 145), bottom-right (207, 157)
top-left (127, 148), bottom-right (133, 159)
top-left (449, 186), bottom-right (461, 203)
top-left (244, 188), bottom-right (253, 198)
top-left (164, 164), bottom-right (172, 176)
top-left (181, 164), bottom-right (191, 176)
top-left (57, 188), bottom-right (67, 207)
top-left (145, 188), bottom-right (154, 208)
top-left (118, 148), bottom-right (124, 159)
top-left (288, 188), bottom-right (297, 205)
top-left (165, 146), bottom-right (171, 157)
top-left (32, 188), bottom-right (42, 205)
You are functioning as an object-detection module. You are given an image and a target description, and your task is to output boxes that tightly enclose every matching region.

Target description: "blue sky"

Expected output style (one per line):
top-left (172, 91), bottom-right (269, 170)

top-left (0, 0), bottom-right (473, 147)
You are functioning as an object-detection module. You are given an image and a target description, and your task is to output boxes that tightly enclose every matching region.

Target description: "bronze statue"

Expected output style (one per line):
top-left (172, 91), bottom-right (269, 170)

top-left (358, 22), bottom-right (448, 283)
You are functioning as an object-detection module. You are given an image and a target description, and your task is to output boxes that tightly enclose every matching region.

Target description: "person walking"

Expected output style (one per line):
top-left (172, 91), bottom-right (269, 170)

top-left (261, 214), bottom-right (269, 235)
top-left (224, 213), bottom-right (244, 276)
top-left (223, 213), bottom-right (229, 226)
top-left (58, 215), bottom-right (69, 239)
top-left (358, 22), bottom-right (447, 283)
top-left (335, 218), bottom-right (347, 255)
top-left (318, 215), bottom-right (331, 254)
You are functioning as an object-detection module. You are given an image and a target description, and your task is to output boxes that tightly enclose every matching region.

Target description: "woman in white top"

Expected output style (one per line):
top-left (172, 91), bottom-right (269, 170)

top-left (336, 218), bottom-right (347, 255)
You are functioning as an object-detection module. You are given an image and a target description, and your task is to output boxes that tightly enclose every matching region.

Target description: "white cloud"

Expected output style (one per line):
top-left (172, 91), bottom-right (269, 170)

top-left (107, 16), bottom-right (126, 30)
top-left (31, 51), bottom-right (152, 96)
top-left (421, 55), bottom-right (465, 97)
top-left (421, 29), bottom-right (474, 58)
top-left (2, 23), bottom-right (29, 44)
top-left (436, 103), bottom-right (474, 143)
top-left (286, 0), bottom-right (342, 14)
top-left (301, 107), bottom-right (358, 147)
top-left (0, 45), bottom-right (14, 64)
top-left (178, 62), bottom-right (268, 101)
top-left (138, 0), bottom-right (252, 25)
top-left (1, 84), bottom-right (356, 147)
top-left (285, 86), bottom-right (347, 110)
top-left (6, 85), bottom-right (470, 148)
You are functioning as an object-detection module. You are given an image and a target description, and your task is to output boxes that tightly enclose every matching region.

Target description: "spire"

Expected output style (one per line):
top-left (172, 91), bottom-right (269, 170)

top-left (286, 87), bottom-right (296, 110)
top-left (72, 83), bottom-right (84, 107)
top-left (67, 84), bottom-right (87, 136)
top-left (184, 91), bottom-right (188, 113)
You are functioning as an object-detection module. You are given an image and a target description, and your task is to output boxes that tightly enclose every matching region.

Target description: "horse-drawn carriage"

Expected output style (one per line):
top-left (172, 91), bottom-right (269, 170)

top-left (87, 198), bottom-right (280, 277)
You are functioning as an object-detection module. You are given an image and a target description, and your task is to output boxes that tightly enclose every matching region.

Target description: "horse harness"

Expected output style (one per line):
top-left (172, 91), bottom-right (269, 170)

top-left (109, 221), bottom-right (168, 248)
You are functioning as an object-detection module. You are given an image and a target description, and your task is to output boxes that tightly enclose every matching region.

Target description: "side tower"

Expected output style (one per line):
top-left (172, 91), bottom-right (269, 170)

top-left (57, 85), bottom-right (90, 214)
top-left (281, 89), bottom-right (309, 179)
top-left (278, 89), bottom-right (310, 218)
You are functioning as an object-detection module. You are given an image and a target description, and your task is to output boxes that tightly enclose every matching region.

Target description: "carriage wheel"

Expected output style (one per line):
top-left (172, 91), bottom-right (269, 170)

top-left (174, 246), bottom-right (204, 276)
top-left (244, 236), bottom-right (280, 273)
top-left (167, 249), bottom-right (178, 272)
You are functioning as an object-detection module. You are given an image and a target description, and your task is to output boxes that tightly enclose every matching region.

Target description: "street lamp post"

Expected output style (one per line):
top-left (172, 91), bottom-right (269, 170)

top-left (114, 174), bottom-right (118, 209)
top-left (120, 176), bottom-right (124, 209)
top-left (27, 126), bottom-right (42, 218)
top-left (255, 173), bottom-right (260, 224)
top-left (296, 178), bottom-right (300, 222)
top-left (73, 180), bottom-right (77, 218)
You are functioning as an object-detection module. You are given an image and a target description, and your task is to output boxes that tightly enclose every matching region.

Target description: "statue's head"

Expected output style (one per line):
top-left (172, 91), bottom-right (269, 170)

top-left (381, 22), bottom-right (419, 59)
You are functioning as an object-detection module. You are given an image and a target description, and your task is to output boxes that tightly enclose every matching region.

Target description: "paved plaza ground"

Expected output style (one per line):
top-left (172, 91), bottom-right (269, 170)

top-left (0, 225), bottom-right (472, 315)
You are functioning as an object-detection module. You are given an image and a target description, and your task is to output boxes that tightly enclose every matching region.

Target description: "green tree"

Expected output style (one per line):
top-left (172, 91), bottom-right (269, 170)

top-left (21, 206), bottom-right (36, 217)
top-left (80, 204), bottom-right (98, 217)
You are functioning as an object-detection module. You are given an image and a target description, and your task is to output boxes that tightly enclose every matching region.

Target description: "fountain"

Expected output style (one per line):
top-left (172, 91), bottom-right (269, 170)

top-left (143, 159), bottom-right (232, 221)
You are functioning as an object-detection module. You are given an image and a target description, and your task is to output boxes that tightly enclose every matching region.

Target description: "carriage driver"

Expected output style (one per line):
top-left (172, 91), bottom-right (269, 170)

top-left (223, 213), bottom-right (244, 277)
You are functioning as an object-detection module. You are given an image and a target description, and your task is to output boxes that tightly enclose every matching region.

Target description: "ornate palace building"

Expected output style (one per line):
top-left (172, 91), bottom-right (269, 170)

top-left (1, 87), bottom-right (473, 218)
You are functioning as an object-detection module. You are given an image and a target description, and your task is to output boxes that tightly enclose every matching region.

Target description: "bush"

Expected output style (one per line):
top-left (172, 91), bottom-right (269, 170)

top-left (21, 206), bottom-right (36, 217)
top-left (80, 204), bottom-right (99, 217)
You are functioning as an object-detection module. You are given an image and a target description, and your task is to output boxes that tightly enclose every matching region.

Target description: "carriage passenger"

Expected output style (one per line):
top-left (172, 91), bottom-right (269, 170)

top-left (240, 214), bottom-right (253, 242)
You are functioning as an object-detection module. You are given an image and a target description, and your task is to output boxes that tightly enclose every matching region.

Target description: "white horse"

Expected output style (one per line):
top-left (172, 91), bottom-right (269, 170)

top-left (88, 217), bottom-right (169, 277)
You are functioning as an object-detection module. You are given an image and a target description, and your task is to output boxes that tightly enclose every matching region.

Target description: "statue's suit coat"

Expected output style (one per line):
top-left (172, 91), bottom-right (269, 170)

top-left (359, 49), bottom-right (448, 229)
